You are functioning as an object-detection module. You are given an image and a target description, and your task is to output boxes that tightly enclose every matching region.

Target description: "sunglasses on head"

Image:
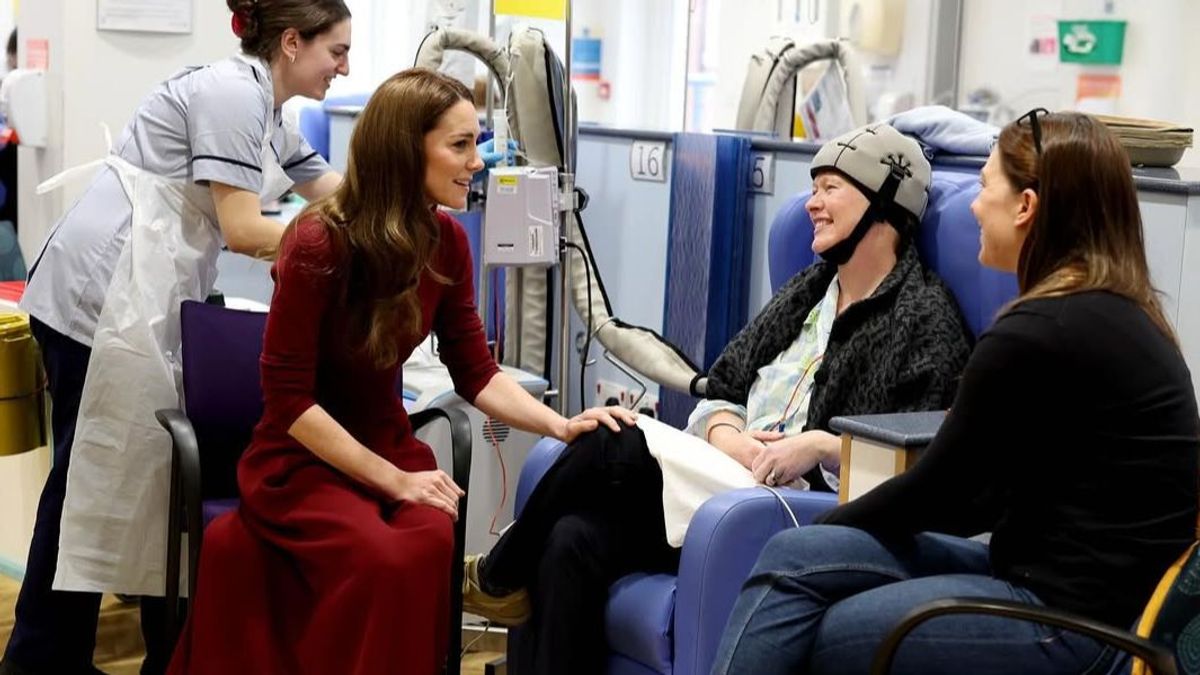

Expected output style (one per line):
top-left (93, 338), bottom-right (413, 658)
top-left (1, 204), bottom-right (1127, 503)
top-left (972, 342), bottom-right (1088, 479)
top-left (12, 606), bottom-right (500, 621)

top-left (1016, 107), bottom-right (1051, 155)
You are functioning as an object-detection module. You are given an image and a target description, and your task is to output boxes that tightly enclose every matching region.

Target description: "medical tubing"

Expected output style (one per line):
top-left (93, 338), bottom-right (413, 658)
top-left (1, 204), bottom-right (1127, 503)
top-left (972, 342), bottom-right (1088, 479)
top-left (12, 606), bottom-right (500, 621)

top-left (563, 240), bottom-right (593, 411)
top-left (568, 209), bottom-right (702, 392)
top-left (760, 485), bottom-right (802, 529)
top-left (544, 267), bottom-right (555, 382)
top-left (461, 621), bottom-right (493, 657)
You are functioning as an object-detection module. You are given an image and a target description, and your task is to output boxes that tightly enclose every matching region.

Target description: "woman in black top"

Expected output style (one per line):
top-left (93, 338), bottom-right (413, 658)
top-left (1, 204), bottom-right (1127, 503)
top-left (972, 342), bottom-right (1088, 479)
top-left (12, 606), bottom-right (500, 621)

top-left (711, 111), bottom-right (1199, 675)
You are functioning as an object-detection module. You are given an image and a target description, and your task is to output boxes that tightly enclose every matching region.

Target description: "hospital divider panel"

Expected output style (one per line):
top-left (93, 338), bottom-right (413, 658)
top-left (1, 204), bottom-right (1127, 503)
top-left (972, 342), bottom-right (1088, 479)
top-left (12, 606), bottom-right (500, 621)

top-left (1182, 193), bottom-right (1200, 399)
top-left (659, 133), bottom-right (754, 427)
top-left (296, 93), bottom-right (372, 163)
top-left (564, 130), bottom-right (676, 414)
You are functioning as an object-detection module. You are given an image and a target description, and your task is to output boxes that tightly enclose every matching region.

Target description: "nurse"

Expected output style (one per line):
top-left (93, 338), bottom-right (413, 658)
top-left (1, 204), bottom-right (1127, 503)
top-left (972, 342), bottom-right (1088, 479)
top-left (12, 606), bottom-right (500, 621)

top-left (2, 2), bottom-right (351, 674)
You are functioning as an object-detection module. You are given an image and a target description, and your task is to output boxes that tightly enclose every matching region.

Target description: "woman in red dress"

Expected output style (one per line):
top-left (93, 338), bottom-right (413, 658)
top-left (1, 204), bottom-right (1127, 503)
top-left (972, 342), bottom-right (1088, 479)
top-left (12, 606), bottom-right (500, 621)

top-left (168, 68), bottom-right (634, 675)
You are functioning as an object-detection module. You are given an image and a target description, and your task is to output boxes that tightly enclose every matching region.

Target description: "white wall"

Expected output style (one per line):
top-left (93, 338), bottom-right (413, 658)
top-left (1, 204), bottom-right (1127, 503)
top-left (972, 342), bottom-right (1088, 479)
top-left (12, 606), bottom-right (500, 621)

top-left (693, 0), bottom-right (936, 133)
top-left (697, 0), bottom-right (832, 131)
top-left (17, 1), bottom-right (234, 262)
top-left (0, 0), bottom-right (13, 70)
top-left (15, 0), bottom-right (64, 264)
top-left (958, 0), bottom-right (1200, 167)
top-left (572, 0), bottom-right (688, 131)
top-left (1182, 0), bottom-right (1200, 168)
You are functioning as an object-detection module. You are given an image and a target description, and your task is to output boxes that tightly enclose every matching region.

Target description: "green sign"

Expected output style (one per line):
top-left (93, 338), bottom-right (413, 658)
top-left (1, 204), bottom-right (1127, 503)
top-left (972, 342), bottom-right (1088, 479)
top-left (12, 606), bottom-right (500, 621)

top-left (1058, 20), bottom-right (1127, 65)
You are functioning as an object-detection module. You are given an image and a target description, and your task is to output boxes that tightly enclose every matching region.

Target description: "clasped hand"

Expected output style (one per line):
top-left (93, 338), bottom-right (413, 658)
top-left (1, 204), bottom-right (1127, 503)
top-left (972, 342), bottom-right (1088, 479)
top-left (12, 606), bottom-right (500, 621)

top-left (389, 469), bottom-right (464, 520)
top-left (750, 430), bottom-right (837, 487)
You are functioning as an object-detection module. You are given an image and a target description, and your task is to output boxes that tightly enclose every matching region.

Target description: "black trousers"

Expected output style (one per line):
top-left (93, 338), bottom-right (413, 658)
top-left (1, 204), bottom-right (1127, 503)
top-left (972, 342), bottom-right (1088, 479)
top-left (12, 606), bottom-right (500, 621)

top-left (481, 425), bottom-right (680, 675)
top-left (2, 319), bottom-right (171, 675)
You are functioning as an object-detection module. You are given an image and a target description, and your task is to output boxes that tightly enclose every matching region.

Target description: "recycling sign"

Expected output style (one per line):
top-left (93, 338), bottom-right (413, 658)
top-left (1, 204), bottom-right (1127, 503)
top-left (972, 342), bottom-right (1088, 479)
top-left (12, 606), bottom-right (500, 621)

top-left (1058, 20), bottom-right (1127, 65)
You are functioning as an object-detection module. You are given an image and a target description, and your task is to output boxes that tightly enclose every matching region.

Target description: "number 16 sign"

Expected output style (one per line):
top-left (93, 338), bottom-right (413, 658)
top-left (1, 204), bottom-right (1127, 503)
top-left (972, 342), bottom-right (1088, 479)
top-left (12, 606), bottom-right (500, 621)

top-left (629, 140), bottom-right (669, 183)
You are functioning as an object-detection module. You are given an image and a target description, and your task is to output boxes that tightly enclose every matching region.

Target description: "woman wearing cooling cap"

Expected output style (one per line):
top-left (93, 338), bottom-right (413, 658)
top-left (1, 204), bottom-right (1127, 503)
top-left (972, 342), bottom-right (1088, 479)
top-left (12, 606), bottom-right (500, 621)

top-left (3, 3), bottom-right (352, 674)
top-left (459, 123), bottom-right (973, 675)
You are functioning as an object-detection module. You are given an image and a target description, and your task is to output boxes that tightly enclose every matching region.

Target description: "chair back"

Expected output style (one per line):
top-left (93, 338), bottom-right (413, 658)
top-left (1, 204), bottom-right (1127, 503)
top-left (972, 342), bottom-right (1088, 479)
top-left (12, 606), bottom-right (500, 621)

top-left (180, 300), bottom-right (267, 500)
top-left (297, 93), bottom-right (372, 161)
top-left (1133, 541), bottom-right (1200, 675)
top-left (767, 168), bottom-right (1019, 338)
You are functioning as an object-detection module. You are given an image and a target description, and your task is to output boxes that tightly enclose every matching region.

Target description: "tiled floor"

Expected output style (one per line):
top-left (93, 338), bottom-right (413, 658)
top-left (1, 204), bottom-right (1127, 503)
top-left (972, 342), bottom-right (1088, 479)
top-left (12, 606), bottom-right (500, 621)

top-left (0, 574), bottom-right (503, 674)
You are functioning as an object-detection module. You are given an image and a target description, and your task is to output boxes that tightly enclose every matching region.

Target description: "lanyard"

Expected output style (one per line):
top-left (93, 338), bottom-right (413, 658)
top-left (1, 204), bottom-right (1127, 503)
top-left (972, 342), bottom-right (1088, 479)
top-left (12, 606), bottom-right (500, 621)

top-left (770, 353), bottom-right (824, 433)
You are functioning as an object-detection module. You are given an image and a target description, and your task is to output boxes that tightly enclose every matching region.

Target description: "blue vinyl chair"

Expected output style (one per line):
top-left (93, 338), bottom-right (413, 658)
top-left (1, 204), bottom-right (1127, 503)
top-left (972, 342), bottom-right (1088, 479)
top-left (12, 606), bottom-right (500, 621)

top-left (297, 93), bottom-right (372, 161)
top-left (508, 168), bottom-right (1019, 675)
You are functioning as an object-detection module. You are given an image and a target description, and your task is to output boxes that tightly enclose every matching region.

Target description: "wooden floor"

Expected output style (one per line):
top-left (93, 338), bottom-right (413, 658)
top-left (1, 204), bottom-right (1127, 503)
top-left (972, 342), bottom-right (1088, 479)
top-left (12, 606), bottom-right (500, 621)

top-left (0, 574), bottom-right (504, 674)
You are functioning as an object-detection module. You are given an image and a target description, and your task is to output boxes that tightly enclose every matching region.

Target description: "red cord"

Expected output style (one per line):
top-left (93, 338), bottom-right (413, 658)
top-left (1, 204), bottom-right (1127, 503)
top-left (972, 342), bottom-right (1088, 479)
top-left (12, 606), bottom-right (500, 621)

top-left (771, 353), bottom-right (824, 432)
top-left (486, 418), bottom-right (508, 536)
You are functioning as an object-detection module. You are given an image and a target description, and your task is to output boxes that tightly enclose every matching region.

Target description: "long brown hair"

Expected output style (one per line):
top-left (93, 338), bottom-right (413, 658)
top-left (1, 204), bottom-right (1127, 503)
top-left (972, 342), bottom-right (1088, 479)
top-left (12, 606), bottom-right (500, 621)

top-left (996, 111), bottom-right (1176, 343)
top-left (303, 68), bottom-right (472, 368)
top-left (226, 0), bottom-right (350, 62)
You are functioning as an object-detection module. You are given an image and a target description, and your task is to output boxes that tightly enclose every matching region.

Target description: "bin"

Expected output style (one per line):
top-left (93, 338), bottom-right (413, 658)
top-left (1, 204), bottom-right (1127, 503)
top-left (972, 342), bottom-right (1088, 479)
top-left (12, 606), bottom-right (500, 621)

top-left (0, 311), bottom-right (47, 456)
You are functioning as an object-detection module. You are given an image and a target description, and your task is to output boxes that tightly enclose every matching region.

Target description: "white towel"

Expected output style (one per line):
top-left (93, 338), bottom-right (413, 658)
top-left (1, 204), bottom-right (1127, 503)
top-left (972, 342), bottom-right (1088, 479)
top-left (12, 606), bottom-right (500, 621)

top-left (638, 416), bottom-right (759, 547)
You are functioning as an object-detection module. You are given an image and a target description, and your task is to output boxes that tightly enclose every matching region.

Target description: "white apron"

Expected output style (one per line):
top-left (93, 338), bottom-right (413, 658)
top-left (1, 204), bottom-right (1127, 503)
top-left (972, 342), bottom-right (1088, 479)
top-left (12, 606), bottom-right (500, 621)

top-left (48, 97), bottom-right (293, 596)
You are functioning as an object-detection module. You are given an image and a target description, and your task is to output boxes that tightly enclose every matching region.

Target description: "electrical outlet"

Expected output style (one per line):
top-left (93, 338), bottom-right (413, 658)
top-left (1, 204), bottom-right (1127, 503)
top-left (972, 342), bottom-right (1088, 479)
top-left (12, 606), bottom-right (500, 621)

top-left (595, 379), bottom-right (628, 409)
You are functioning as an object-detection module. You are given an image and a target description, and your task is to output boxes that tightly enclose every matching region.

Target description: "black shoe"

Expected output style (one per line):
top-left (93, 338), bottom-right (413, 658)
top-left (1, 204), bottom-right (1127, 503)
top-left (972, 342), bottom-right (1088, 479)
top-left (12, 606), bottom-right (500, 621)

top-left (0, 659), bottom-right (33, 675)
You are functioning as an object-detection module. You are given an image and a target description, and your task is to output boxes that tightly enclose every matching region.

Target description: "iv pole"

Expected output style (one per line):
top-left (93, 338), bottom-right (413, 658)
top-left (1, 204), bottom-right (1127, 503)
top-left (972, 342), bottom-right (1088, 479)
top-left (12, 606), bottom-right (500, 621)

top-left (556, 0), bottom-right (575, 416)
top-left (480, 0), bottom-right (576, 416)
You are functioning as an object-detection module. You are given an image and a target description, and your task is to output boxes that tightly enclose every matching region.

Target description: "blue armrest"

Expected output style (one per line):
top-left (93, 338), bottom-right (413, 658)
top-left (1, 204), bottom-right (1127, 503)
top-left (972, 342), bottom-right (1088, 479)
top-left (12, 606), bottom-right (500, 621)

top-left (673, 487), bottom-right (838, 675)
top-left (512, 438), bottom-right (839, 675)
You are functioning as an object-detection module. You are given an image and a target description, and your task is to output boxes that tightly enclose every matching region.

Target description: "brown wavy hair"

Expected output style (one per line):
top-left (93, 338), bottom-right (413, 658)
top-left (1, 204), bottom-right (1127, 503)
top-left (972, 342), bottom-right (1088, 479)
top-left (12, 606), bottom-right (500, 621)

top-left (226, 0), bottom-right (350, 62)
top-left (301, 69), bottom-right (472, 368)
top-left (996, 111), bottom-right (1176, 345)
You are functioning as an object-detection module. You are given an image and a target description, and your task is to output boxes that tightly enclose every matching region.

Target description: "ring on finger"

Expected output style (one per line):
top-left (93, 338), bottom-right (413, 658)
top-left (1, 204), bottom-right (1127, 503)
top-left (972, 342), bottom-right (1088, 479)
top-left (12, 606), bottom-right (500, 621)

top-left (767, 469), bottom-right (778, 486)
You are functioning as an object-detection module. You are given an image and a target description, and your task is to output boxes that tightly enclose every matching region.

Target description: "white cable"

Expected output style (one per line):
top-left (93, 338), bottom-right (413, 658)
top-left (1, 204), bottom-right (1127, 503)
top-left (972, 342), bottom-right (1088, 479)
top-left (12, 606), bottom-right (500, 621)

top-left (760, 485), bottom-right (801, 530)
top-left (461, 621), bottom-right (492, 657)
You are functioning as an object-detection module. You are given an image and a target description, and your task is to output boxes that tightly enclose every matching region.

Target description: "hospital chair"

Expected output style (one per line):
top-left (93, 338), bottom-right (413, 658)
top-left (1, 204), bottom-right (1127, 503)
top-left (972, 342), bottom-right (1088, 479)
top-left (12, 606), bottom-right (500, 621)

top-left (154, 300), bottom-right (474, 675)
top-left (870, 555), bottom-right (1190, 675)
top-left (508, 169), bottom-right (1018, 675)
top-left (297, 92), bottom-right (371, 161)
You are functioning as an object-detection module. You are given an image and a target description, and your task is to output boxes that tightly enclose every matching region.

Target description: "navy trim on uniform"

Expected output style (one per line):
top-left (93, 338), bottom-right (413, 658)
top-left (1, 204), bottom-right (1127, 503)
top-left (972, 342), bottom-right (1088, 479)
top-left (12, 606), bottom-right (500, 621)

top-left (191, 154), bottom-right (262, 173)
top-left (283, 151), bottom-right (321, 171)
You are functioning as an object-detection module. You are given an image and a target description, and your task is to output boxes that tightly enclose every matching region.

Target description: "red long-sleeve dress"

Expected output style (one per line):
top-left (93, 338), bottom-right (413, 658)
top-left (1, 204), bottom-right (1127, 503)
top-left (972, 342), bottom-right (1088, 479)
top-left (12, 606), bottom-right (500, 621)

top-left (168, 211), bottom-right (499, 675)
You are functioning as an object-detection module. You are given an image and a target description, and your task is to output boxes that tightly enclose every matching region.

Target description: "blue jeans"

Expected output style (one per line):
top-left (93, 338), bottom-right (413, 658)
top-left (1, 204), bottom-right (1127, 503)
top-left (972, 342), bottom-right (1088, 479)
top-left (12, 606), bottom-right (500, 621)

top-left (712, 525), bottom-right (1115, 675)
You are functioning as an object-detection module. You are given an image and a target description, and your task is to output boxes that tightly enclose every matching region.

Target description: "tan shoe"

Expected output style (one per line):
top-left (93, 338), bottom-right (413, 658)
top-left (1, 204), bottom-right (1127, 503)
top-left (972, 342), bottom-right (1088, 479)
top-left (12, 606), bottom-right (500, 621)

top-left (462, 554), bottom-right (531, 626)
